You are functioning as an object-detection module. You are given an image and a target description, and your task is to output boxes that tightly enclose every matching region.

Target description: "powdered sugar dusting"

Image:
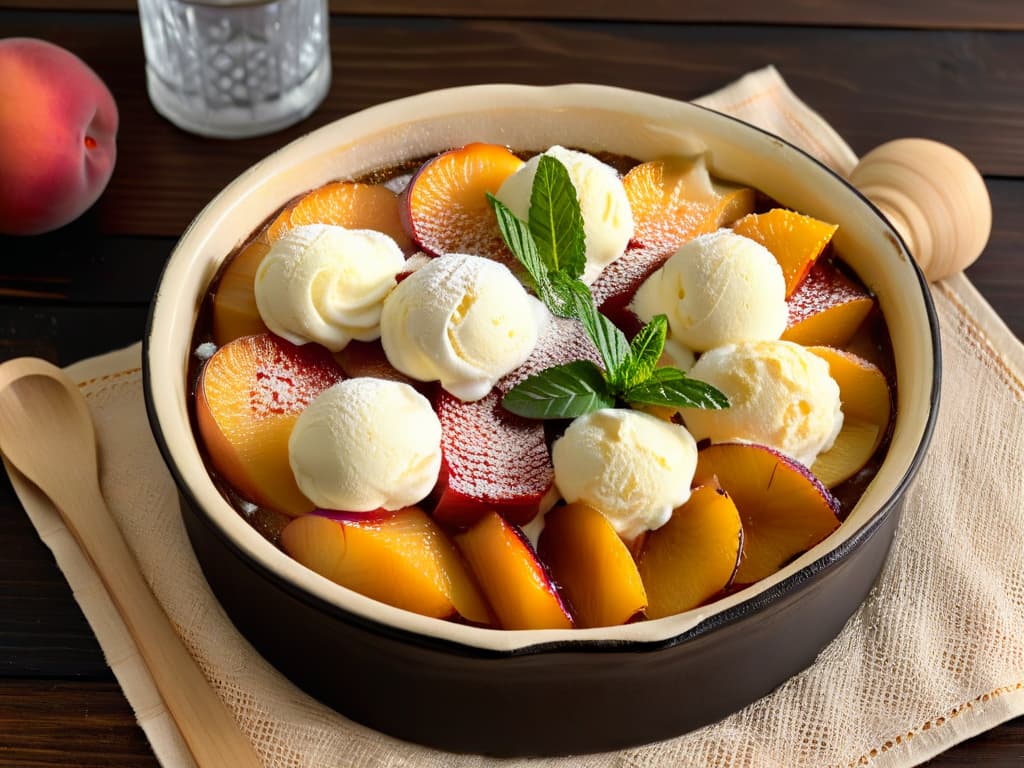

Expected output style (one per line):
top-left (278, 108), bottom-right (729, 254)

top-left (590, 243), bottom-right (675, 307)
top-left (414, 212), bottom-right (518, 269)
top-left (247, 338), bottom-right (343, 419)
top-left (497, 315), bottom-right (603, 393)
top-left (195, 342), bottom-right (218, 361)
top-left (787, 261), bottom-right (871, 325)
top-left (436, 389), bottom-right (553, 515)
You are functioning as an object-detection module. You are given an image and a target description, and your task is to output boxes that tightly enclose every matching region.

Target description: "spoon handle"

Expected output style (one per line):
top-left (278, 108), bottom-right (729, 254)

top-left (67, 481), bottom-right (263, 767)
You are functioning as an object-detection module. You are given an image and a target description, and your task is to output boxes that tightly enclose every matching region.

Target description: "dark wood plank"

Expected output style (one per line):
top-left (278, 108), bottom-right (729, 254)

top-left (965, 179), bottom-right (1024, 340)
top-left (0, 673), bottom-right (1021, 767)
top-left (0, 230), bottom-right (171, 305)
top-left (0, 12), bottom-right (1021, 240)
top-left (0, 304), bottom-right (149, 366)
top-left (2, 0), bottom-right (1023, 30)
top-left (0, 680), bottom-right (158, 768)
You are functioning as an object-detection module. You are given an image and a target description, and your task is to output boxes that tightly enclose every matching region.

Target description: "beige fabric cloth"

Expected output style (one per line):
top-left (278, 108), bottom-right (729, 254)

top-left (8, 66), bottom-right (1024, 767)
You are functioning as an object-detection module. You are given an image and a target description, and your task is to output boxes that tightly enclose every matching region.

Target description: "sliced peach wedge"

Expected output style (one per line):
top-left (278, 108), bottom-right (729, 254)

top-left (267, 181), bottom-right (412, 250)
top-left (693, 443), bottom-right (841, 586)
top-left (211, 237), bottom-right (272, 347)
top-left (808, 346), bottom-right (893, 488)
top-left (637, 484), bottom-right (743, 619)
top-left (782, 261), bottom-right (875, 348)
top-left (622, 155), bottom-right (755, 256)
top-left (280, 508), bottom-right (491, 624)
top-left (401, 142), bottom-right (524, 261)
top-left (538, 502), bottom-right (647, 628)
top-left (432, 390), bottom-right (553, 528)
top-left (211, 181), bottom-right (411, 346)
top-left (195, 333), bottom-right (344, 517)
top-left (455, 512), bottom-right (573, 631)
top-left (732, 208), bottom-right (837, 298)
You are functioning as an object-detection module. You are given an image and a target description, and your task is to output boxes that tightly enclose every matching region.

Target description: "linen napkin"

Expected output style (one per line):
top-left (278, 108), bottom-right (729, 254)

top-left (8, 66), bottom-right (1024, 768)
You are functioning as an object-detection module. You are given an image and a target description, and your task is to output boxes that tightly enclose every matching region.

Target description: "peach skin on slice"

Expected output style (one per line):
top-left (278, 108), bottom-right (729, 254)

top-left (732, 208), bottom-right (838, 298)
top-left (401, 142), bottom-right (524, 261)
top-left (623, 156), bottom-right (754, 256)
top-left (196, 333), bottom-right (344, 517)
top-left (455, 512), bottom-right (573, 631)
top-left (782, 261), bottom-right (874, 347)
top-left (211, 237), bottom-right (271, 346)
top-left (433, 390), bottom-right (553, 528)
top-left (637, 484), bottom-right (743, 619)
top-left (538, 502), bottom-right (647, 628)
top-left (281, 508), bottom-right (490, 623)
top-left (266, 181), bottom-right (413, 251)
top-left (693, 443), bottom-right (841, 585)
top-left (808, 346), bottom-right (893, 487)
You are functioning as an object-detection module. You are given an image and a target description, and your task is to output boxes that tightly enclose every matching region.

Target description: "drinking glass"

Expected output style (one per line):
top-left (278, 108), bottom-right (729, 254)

top-left (138, 0), bottom-right (331, 138)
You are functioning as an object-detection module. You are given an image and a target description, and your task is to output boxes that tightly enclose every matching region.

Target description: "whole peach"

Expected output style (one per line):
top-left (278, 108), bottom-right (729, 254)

top-left (0, 38), bottom-right (118, 235)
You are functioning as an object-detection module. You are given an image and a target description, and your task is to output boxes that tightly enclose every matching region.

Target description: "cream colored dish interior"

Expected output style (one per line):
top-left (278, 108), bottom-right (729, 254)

top-left (148, 84), bottom-right (936, 653)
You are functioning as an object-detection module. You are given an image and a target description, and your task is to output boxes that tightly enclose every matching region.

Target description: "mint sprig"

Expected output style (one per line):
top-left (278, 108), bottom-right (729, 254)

top-left (488, 155), bottom-right (728, 419)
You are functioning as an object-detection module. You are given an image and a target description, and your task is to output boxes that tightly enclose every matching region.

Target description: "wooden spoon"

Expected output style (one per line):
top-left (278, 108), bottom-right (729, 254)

top-left (0, 358), bottom-right (263, 768)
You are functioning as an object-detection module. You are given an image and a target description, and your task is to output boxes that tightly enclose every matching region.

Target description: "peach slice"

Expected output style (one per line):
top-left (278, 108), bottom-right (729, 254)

top-left (637, 484), bottom-right (743, 619)
top-left (455, 512), bottom-right (573, 630)
top-left (497, 314), bottom-right (602, 394)
top-left (537, 502), bottom-right (647, 628)
top-left (333, 339), bottom-right (418, 385)
top-left (590, 243), bottom-right (672, 337)
top-left (732, 208), bottom-right (838, 298)
top-left (196, 333), bottom-right (345, 517)
top-left (281, 509), bottom-right (490, 623)
top-left (623, 156), bottom-right (754, 256)
top-left (808, 346), bottom-right (893, 487)
top-left (693, 443), bottom-right (841, 585)
top-left (433, 390), bottom-right (553, 528)
top-left (402, 142), bottom-right (524, 260)
top-left (211, 237), bottom-right (271, 347)
top-left (782, 261), bottom-right (874, 347)
top-left (266, 181), bottom-right (413, 250)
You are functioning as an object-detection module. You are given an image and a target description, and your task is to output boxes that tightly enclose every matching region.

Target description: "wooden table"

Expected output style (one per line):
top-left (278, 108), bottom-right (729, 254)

top-left (1, 2), bottom-right (1021, 765)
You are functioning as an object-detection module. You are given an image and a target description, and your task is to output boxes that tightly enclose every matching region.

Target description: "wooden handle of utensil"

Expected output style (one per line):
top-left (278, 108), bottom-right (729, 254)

top-left (71, 485), bottom-right (263, 767)
top-left (848, 138), bottom-right (992, 282)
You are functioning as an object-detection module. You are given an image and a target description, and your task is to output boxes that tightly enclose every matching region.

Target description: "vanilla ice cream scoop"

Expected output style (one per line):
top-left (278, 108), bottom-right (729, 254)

top-left (380, 253), bottom-right (548, 402)
top-left (680, 340), bottom-right (843, 467)
top-left (255, 224), bottom-right (406, 352)
top-left (289, 378), bottom-right (442, 512)
top-left (495, 146), bottom-right (633, 284)
top-left (552, 409), bottom-right (698, 541)
top-left (631, 229), bottom-right (787, 352)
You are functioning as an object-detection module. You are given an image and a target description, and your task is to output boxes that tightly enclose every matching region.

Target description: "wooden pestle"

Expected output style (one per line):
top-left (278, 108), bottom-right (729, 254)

top-left (849, 138), bottom-right (992, 282)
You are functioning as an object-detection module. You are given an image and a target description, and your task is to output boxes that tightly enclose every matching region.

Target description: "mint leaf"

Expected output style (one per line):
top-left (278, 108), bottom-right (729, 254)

top-left (529, 156), bottom-right (586, 279)
top-left (572, 291), bottom-right (631, 385)
top-left (502, 360), bottom-right (615, 419)
top-left (622, 314), bottom-right (668, 389)
top-left (624, 367), bottom-right (729, 410)
top-left (488, 194), bottom-right (546, 289)
top-left (546, 271), bottom-right (591, 319)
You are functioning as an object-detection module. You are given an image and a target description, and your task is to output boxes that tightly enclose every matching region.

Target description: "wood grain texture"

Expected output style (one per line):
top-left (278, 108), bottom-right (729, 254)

top-left (0, 680), bottom-right (158, 768)
top-left (1, 0), bottom-right (1022, 30)
top-left (0, 12), bottom-right (1022, 239)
